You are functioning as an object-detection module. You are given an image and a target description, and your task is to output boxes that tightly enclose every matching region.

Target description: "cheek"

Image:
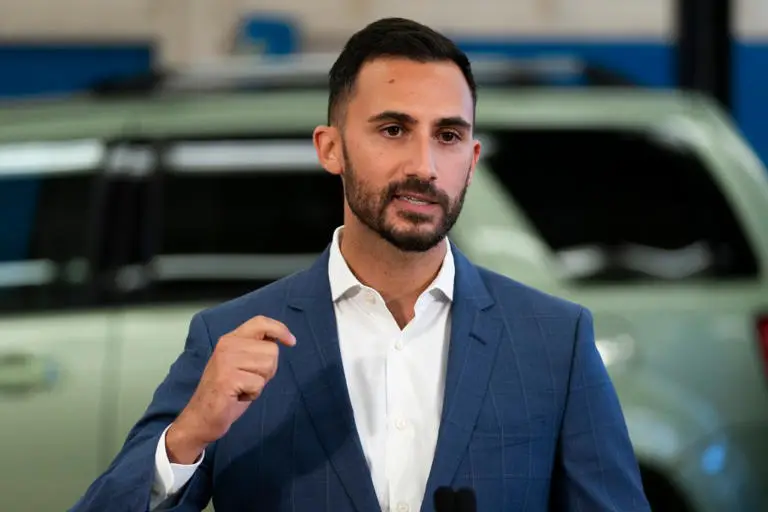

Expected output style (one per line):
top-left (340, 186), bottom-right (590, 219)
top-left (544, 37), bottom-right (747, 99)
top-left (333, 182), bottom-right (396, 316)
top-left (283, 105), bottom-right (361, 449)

top-left (353, 151), bottom-right (398, 185)
top-left (347, 136), bottom-right (384, 168)
top-left (436, 153), bottom-right (472, 189)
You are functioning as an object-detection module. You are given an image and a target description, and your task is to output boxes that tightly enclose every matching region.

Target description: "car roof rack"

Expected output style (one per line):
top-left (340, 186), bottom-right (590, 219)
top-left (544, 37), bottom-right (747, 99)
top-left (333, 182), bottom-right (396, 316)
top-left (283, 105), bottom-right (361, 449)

top-left (89, 53), bottom-right (637, 97)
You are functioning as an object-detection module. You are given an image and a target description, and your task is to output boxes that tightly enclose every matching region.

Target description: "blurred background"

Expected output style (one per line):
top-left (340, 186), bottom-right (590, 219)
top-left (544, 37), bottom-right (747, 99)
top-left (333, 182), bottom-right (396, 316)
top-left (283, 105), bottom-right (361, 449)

top-left (1, 1), bottom-right (768, 511)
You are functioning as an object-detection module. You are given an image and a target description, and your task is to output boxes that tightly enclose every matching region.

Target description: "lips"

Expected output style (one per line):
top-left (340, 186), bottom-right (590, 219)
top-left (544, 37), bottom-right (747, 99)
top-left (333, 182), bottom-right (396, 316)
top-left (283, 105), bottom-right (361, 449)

top-left (394, 193), bottom-right (437, 205)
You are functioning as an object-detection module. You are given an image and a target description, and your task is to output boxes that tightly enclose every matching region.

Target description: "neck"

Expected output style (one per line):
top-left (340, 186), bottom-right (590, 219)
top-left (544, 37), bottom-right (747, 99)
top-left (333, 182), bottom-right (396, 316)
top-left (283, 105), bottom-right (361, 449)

top-left (339, 220), bottom-right (446, 327)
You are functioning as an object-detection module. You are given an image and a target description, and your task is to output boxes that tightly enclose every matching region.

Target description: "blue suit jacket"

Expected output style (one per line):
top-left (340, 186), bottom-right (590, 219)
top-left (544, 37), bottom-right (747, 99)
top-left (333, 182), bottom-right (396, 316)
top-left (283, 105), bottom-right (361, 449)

top-left (71, 245), bottom-right (650, 512)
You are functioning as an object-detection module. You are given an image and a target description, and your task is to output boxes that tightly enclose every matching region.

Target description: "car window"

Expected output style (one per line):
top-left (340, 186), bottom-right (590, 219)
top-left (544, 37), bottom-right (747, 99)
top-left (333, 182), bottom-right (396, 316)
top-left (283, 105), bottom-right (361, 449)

top-left (125, 136), bottom-right (344, 304)
top-left (481, 127), bottom-right (759, 283)
top-left (0, 139), bottom-right (103, 314)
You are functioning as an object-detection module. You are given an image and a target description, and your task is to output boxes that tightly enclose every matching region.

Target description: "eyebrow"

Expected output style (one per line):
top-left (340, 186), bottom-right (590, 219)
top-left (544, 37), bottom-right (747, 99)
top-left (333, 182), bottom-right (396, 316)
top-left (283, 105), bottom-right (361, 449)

top-left (367, 110), bottom-right (472, 130)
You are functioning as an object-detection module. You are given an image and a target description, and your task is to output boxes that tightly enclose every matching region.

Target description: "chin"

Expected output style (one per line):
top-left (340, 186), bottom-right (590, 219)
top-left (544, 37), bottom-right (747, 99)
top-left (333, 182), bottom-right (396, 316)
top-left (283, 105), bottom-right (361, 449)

top-left (389, 235), bottom-right (445, 253)
top-left (390, 209), bottom-right (440, 226)
top-left (383, 226), bottom-right (446, 252)
top-left (389, 221), bottom-right (438, 238)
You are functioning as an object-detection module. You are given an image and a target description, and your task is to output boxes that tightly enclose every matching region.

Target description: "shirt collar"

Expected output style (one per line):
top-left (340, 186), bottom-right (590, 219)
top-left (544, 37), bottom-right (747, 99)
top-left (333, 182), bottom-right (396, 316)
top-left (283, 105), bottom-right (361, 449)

top-left (327, 226), bottom-right (455, 303)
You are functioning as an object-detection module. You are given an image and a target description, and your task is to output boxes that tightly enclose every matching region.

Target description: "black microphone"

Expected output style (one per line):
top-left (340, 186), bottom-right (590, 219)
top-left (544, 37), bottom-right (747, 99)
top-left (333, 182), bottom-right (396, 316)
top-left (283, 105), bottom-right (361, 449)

top-left (454, 488), bottom-right (476, 512)
top-left (433, 486), bottom-right (456, 512)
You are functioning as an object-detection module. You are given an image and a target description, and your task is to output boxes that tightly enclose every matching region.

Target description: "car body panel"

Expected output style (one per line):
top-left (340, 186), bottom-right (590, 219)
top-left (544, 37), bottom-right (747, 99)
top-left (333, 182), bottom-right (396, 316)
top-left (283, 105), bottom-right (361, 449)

top-left (0, 311), bottom-right (112, 510)
top-left (110, 303), bottom-right (219, 456)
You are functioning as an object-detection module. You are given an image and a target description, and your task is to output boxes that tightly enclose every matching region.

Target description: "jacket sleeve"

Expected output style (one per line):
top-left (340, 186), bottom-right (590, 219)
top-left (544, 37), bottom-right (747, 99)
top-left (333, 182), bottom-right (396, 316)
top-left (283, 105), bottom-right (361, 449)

top-left (550, 307), bottom-right (651, 511)
top-left (69, 312), bottom-right (216, 512)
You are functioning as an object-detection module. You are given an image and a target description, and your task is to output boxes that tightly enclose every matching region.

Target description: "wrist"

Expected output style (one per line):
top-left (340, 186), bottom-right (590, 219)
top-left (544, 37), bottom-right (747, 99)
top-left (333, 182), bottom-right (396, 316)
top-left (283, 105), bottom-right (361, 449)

top-left (165, 419), bottom-right (207, 465)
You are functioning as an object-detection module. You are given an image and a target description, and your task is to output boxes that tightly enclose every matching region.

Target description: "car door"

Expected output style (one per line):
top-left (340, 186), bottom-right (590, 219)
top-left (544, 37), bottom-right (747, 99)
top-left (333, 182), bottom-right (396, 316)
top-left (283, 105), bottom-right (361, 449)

top-left (0, 138), bottom-right (114, 511)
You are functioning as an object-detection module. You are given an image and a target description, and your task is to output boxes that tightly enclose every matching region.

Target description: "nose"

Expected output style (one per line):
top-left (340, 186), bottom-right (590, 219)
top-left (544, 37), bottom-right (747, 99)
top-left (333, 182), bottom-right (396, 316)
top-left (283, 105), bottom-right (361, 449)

top-left (407, 134), bottom-right (438, 181)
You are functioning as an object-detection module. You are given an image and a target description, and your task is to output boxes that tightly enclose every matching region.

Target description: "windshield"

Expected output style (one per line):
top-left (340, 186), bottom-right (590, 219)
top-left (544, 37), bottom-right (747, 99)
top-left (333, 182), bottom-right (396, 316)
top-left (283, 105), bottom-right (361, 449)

top-left (481, 127), bottom-right (759, 283)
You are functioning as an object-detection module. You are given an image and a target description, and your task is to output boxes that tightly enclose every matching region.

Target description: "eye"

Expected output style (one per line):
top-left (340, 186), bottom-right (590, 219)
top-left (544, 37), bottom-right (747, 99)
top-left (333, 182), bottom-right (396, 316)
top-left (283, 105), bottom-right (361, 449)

top-left (382, 125), bottom-right (403, 137)
top-left (438, 131), bottom-right (461, 143)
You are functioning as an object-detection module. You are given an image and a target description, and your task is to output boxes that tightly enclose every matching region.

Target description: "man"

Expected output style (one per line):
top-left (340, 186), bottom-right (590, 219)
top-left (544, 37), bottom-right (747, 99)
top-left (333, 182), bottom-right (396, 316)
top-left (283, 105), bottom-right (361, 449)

top-left (71, 17), bottom-right (649, 512)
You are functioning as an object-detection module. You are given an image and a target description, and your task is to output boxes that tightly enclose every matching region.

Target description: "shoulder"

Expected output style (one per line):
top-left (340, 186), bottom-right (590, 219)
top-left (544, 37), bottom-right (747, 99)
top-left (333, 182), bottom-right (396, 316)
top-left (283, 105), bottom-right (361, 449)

top-left (473, 266), bottom-right (593, 367)
top-left (475, 265), bottom-right (586, 322)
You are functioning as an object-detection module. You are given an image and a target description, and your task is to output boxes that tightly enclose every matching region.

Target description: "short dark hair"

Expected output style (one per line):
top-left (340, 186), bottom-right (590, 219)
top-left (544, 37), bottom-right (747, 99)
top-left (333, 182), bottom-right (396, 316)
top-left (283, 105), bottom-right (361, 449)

top-left (327, 17), bottom-right (477, 126)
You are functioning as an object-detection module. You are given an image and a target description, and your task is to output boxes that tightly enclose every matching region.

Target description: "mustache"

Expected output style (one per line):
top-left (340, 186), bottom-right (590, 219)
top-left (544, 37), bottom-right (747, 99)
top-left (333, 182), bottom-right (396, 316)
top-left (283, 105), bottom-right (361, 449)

top-left (385, 177), bottom-right (448, 205)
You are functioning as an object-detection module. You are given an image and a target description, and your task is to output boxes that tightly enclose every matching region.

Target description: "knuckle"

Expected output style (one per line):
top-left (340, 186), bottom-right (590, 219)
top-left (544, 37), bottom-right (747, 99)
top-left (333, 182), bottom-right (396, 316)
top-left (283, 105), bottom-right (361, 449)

top-left (262, 359), bottom-right (276, 379)
top-left (260, 359), bottom-right (275, 379)
top-left (246, 375), bottom-right (263, 393)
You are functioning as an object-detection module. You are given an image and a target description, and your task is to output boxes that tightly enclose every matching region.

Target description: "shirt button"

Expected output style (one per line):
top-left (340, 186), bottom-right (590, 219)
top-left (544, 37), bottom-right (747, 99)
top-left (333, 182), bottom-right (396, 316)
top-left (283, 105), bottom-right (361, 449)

top-left (396, 502), bottom-right (410, 512)
top-left (394, 340), bottom-right (404, 351)
top-left (365, 291), bottom-right (376, 304)
top-left (395, 418), bottom-right (408, 430)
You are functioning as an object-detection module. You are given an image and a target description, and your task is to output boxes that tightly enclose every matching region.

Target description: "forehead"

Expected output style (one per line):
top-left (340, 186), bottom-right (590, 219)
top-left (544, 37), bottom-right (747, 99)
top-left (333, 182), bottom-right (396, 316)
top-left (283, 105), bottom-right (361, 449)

top-left (346, 57), bottom-right (474, 123)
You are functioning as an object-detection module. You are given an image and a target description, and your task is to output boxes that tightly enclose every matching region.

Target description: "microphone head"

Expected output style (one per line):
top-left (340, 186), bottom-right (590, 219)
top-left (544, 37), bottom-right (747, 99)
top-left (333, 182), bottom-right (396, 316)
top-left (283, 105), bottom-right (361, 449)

top-left (455, 488), bottom-right (476, 512)
top-left (433, 486), bottom-right (456, 512)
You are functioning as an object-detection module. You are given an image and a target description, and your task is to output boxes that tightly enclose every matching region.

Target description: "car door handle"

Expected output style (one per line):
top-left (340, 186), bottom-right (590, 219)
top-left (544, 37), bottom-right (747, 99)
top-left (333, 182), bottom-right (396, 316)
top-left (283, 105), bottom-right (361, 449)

top-left (0, 352), bottom-right (59, 395)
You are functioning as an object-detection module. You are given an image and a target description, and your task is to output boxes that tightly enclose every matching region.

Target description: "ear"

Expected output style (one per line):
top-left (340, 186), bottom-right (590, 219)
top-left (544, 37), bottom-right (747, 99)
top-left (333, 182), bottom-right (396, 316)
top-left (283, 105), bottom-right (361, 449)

top-left (313, 125), bottom-right (343, 176)
top-left (466, 138), bottom-right (482, 186)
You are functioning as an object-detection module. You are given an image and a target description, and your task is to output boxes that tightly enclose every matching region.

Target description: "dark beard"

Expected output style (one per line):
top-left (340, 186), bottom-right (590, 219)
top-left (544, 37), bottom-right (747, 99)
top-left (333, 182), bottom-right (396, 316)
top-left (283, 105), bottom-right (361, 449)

top-left (341, 144), bottom-right (469, 252)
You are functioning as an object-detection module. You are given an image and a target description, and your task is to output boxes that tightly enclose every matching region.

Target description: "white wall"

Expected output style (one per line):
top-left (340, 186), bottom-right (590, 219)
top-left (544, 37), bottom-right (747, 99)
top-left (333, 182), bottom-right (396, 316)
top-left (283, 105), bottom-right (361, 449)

top-left (0, 0), bottom-right (764, 64)
top-left (738, 0), bottom-right (768, 37)
top-left (258, 0), bottom-right (672, 39)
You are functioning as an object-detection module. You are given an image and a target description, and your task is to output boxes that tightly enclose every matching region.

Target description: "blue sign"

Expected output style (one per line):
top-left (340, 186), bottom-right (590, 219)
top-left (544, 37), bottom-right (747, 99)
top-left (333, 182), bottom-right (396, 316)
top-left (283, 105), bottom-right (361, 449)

top-left (235, 15), bottom-right (299, 55)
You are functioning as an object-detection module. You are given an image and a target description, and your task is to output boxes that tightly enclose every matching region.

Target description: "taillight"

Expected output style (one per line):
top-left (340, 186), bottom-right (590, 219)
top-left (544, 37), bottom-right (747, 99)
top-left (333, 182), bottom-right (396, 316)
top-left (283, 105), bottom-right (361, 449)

top-left (757, 316), bottom-right (768, 373)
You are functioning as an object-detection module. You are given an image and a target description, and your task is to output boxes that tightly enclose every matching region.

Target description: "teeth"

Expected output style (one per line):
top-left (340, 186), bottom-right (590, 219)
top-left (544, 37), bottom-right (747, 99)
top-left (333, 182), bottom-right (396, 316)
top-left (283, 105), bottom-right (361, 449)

top-left (402, 196), bottom-right (429, 205)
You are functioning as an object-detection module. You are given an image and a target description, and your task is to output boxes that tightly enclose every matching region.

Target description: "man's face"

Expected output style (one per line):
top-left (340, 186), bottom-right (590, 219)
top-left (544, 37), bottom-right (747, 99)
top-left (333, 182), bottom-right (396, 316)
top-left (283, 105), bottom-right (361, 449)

top-left (316, 57), bottom-right (481, 252)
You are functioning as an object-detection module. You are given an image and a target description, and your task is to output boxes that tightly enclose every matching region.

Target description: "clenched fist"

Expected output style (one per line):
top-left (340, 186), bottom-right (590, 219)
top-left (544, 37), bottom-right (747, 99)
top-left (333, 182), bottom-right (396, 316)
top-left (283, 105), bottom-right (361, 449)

top-left (165, 315), bottom-right (296, 464)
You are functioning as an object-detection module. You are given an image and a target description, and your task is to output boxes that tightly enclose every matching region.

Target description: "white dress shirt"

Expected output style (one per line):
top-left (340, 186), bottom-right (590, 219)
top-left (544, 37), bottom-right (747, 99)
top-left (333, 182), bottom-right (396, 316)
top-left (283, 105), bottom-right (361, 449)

top-left (151, 227), bottom-right (454, 512)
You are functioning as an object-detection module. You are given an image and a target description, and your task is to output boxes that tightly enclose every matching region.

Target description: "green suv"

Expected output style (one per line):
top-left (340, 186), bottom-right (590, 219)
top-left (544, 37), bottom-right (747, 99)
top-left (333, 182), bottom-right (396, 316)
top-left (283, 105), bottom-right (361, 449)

top-left (1, 75), bottom-right (767, 512)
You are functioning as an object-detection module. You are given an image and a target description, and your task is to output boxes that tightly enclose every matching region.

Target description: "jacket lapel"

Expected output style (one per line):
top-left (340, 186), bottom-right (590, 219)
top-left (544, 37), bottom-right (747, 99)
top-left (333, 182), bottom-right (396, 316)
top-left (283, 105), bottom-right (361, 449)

top-left (421, 246), bottom-right (504, 510)
top-left (282, 248), bottom-right (380, 512)
top-left (279, 244), bottom-right (504, 512)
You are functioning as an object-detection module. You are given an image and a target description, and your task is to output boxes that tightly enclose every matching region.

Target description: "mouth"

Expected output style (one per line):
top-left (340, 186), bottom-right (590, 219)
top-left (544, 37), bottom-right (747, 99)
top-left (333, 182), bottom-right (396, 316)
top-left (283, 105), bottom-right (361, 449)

top-left (394, 193), bottom-right (437, 206)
